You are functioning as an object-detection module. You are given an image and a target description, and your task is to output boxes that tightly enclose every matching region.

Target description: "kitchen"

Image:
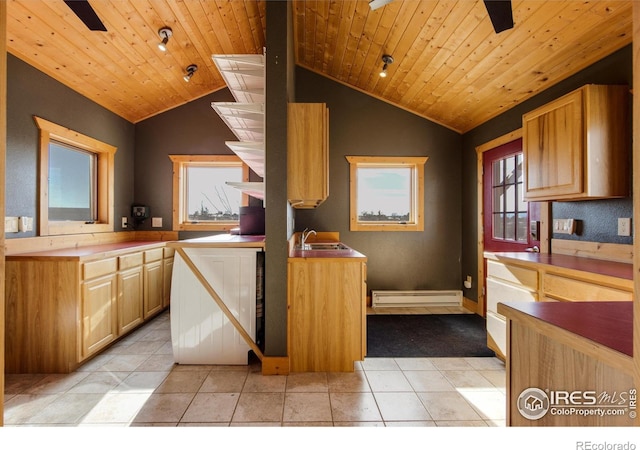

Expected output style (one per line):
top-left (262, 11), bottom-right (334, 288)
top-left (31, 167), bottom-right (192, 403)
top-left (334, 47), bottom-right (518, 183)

top-left (0, 0), bottom-right (639, 439)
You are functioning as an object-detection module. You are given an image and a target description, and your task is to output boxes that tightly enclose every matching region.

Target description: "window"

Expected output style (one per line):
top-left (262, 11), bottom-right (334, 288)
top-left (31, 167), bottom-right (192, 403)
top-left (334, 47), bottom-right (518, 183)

top-left (346, 156), bottom-right (428, 231)
top-left (35, 116), bottom-right (117, 236)
top-left (169, 155), bottom-right (249, 231)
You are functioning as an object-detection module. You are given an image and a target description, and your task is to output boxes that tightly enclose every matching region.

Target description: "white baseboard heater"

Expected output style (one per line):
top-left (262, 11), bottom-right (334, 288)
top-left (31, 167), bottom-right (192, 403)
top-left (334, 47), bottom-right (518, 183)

top-left (371, 290), bottom-right (463, 308)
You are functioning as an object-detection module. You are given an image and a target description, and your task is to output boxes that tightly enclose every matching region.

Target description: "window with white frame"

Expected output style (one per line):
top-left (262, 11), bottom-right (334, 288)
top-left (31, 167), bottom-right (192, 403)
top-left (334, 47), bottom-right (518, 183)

top-left (169, 155), bottom-right (249, 231)
top-left (346, 156), bottom-right (428, 231)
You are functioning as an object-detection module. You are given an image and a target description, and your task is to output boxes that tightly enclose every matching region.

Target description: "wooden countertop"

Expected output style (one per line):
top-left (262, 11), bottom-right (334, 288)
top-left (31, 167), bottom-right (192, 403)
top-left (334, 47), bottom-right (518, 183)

top-left (485, 251), bottom-right (633, 280)
top-left (498, 301), bottom-right (633, 358)
top-left (168, 234), bottom-right (265, 249)
top-left (6, 240), bottom-right (167, 261)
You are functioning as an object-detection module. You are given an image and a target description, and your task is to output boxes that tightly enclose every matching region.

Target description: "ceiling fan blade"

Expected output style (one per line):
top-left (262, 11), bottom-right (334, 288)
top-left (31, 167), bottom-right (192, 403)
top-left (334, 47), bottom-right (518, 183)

top-left (64, 0), bottom-right (107, 31)
top-left (483, 0), bottom-right (514, 33)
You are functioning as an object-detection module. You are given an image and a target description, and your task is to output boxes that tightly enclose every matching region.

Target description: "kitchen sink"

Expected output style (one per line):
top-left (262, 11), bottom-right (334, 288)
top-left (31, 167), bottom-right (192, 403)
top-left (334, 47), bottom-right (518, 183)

top-left (298, 242), bottom-right (350, 251)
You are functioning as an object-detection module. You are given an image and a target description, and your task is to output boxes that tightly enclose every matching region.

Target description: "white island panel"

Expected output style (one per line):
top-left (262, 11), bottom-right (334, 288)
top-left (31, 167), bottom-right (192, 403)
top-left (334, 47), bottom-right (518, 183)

top-left (170, 247), bottom-right (259, 365)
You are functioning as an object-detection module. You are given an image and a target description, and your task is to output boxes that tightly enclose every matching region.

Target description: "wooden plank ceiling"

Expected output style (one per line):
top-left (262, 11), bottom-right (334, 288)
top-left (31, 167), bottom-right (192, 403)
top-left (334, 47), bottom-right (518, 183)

top-left (6, 0), bottom-right (632, 133)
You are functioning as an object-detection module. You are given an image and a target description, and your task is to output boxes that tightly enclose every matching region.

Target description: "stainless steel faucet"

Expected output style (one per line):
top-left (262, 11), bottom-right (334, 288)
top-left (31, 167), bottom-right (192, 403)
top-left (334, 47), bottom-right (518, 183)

top-left (301, 228), bottom-right (317, 250)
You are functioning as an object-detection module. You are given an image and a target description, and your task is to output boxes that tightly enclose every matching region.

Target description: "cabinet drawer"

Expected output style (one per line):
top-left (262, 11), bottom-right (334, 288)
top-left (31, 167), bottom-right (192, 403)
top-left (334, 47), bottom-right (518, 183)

top-left (543, 273), bottom-right (632, 302)
top-left (163, 247), bottom-right (175, 258)
top-left (487, 260), bottom-right (538, 290)
top-left (83, 258), bottom-right (117, 280)
top-left (119, 252), bottom-right (143, 270)
top-left (486, 278), bottom-right (537, 313)
top-left (144, 248), bottom-right (164, 263)
top-left (486, 311), bottom-right (506, 357)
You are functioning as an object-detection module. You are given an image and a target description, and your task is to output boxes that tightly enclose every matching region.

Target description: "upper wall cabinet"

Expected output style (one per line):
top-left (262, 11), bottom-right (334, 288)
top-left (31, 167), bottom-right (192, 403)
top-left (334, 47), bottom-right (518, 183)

top-left (523, 84), bottom-right (629, 201)
top-left (288, 103), bottom-right (329, 208)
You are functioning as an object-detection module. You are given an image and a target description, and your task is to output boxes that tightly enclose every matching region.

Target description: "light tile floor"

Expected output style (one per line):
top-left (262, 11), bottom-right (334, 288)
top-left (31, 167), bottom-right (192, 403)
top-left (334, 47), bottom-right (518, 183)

top-left (4, 310), bottom-right (506, 427)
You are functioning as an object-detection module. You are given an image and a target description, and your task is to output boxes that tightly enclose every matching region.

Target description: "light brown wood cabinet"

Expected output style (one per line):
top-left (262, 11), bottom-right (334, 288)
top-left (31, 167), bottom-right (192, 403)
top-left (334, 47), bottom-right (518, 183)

top-left (5, 242), bottom-right (173, 373)
top-left (162, 247), bottom-right (175, 308)
top-left (143, 248), bottom-right (164, 318)
top-left (287, 103), bottom-right (329, 208)
top-left (117, 252), bottom-right (144, 335)
top-left (484, 253), bottom-right (632, 361)
top-left (287, 256), bottom-right (366, 372)
top-left (541, 272), bottom-right (633, 302)
top-left (523, 84), bottom-right (629, 201)
top-left (82, 267), bottom-right (118, 359)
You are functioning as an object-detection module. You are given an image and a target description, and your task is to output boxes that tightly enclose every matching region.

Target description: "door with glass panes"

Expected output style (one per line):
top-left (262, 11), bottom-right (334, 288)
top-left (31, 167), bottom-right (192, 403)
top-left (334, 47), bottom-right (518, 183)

top-left (483, 138), bottom-right (540, 253)
top-left (482, 138), bottom-right (540, 317)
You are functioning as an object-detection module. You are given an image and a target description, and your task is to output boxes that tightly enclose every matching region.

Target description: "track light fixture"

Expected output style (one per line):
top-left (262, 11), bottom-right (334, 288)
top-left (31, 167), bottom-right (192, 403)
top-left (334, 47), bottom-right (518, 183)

top-left (379, 54), bottom-right (394, 78)
top-left (369, 0), bottom-right (394, 11)
top-left (157, 27), bottom-right (172, 52)
top-left (183, 64), bottom-right (198, 82)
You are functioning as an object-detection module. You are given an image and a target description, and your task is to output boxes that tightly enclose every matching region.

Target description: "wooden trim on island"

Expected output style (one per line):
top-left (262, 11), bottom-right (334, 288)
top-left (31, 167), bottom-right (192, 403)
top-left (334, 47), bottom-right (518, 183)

top-left (261, 357), bottom-right (290, 375)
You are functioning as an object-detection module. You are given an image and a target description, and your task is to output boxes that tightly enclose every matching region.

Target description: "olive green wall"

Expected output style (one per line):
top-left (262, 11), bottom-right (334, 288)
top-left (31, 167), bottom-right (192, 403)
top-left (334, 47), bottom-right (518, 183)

top-left (460, 45), bottom-right (633, 302)
top-left (5, 54), bottom-right (135, 238)
top-left (294, 67), bottom-right (463, 294)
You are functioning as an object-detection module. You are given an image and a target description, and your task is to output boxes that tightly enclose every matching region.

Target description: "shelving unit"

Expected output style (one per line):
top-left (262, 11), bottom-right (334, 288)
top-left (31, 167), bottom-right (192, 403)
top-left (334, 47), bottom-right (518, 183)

top-left (225, 141), bottom-right (264, 178)
top-left (212, 54), bottom-right (265, 201)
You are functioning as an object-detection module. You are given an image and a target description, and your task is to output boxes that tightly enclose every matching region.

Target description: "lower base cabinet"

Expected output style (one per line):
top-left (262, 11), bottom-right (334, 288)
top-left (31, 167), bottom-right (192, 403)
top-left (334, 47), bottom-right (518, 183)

top-left (287, 258), bottom-right (367, 372)
top-left (143, 248), bottom-right (165, 318)
top-left (118, 266), bottom-right (144, 335)
top-left (82, 273), bottom-right (118, 359)
top-left (5, 242), bottom-right (173, 374)
top-left (485, 254), bottom-right (633, 360)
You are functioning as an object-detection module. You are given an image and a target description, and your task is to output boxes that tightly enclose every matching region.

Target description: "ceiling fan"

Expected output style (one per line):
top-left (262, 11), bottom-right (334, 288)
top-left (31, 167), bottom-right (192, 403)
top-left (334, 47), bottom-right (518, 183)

top-left (64, 0), bottom-right (107, 31)
top-left (369, 0), bottom-right (514, 34)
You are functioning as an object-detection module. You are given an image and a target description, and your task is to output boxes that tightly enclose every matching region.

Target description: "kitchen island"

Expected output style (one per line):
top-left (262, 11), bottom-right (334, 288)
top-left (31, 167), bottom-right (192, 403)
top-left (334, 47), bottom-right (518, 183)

top-left (498, 300), bottom-right (635, 426)
top-left (168, 234), bottom-right (265, 365)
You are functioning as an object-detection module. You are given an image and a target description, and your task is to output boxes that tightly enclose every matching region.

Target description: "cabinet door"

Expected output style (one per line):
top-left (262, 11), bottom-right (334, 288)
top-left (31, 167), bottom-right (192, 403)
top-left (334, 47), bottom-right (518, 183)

top-left (523, 89), bottom-right (583, 200)
top-left (287, 103), bottom-right (329, 208)
top-left (82, 274), bottom-right (117, 358)
top-left (144, 260), bottom-right (164, 319)
top-left (118, 266), bottom-right (144, 335)
top-left (288, 260), bottom-right (363, 372)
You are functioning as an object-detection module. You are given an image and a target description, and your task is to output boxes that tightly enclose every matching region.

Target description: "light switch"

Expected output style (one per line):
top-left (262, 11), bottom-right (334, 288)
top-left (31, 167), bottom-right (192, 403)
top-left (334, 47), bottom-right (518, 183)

top-left (5, 216), bottom-right (18, 233)
top-left (18, 216), bottom-right (33, 232)
top-left (552, 219), bottom-right (576, 235)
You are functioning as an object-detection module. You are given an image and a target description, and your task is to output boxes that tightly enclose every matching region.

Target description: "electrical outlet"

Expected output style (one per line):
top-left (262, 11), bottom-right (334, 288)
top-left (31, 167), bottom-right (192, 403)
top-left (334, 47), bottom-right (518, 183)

top-left (122, 216), bottom-right (128, 228)
top-left (618, 218), bottom-right (631, 237)
top-left (152, 217), bottom-right (162, 228)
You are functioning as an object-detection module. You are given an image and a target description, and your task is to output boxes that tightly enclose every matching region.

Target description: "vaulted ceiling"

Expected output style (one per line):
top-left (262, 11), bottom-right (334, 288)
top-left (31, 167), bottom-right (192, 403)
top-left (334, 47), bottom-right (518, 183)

top-left (6, 0), bottom-right (633, 133)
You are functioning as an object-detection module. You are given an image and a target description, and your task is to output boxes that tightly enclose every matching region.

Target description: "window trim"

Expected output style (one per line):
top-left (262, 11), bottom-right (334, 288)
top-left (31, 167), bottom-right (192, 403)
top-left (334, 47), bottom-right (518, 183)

top-left (169, 154), bottom-right (249, 232)
top-left (346, 155), bottom-right (428, 232)
top-left (35, 116), bottom-right (117, 236)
